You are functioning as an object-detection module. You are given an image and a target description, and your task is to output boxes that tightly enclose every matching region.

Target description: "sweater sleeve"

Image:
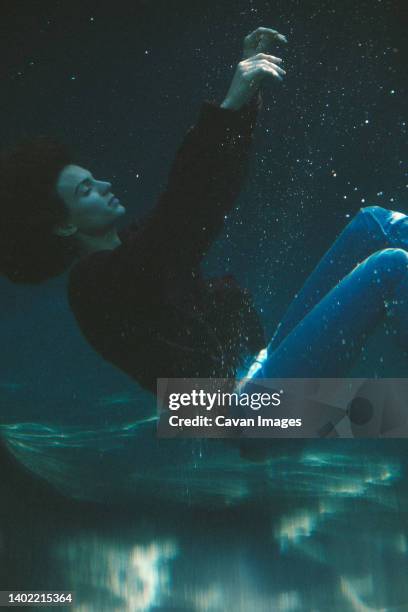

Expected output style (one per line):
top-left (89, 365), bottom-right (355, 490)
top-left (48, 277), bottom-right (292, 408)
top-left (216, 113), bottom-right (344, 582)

top-left (111, 96), bottom-right (260, 272)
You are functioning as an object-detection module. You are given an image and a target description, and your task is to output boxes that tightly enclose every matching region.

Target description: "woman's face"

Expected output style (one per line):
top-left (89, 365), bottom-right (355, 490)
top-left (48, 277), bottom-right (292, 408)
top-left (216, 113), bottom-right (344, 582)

top-left (56, 164), bottom-right (126, 236)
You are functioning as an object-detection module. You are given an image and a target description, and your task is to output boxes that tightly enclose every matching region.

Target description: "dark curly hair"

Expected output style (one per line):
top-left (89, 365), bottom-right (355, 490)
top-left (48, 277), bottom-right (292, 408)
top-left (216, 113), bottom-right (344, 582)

top-left (0, 137), bottom-right (77, 284)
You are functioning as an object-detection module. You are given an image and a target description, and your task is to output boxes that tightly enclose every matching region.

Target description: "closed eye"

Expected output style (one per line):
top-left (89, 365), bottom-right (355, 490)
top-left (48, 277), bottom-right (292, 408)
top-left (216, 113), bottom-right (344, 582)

top-left (74, 176), bottom-right (94, 197)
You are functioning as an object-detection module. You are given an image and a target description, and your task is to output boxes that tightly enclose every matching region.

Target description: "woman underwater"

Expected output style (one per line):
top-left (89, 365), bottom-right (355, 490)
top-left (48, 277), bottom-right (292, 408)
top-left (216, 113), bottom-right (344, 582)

top-left (1, 26), bottom-right (408, 397)
top-left (1, 26), bottom-right (408, 505)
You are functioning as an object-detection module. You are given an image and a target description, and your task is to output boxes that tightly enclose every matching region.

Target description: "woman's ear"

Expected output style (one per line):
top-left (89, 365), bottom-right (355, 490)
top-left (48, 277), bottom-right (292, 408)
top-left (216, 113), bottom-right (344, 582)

top-left (53, 224), bottom-right (78, 238)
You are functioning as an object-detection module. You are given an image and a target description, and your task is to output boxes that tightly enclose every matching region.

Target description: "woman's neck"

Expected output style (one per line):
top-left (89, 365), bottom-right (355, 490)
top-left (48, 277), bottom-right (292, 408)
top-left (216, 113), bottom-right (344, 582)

top-left (77, 229), bottom-right (122, 256)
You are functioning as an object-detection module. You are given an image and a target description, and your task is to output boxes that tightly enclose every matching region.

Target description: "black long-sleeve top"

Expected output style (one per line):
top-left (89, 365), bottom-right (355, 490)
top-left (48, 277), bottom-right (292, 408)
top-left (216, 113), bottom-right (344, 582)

top-left (68, 100), bottom-right (266, 394)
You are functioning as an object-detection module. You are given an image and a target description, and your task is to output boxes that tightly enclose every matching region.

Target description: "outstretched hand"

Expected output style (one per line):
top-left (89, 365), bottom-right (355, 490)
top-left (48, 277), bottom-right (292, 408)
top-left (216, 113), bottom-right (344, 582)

top-left (221, 27), bottom-right (287, 111)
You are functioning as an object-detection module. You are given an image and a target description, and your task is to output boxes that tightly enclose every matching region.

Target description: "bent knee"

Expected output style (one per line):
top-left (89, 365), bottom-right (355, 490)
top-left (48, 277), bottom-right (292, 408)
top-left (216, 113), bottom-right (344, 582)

top-left (367, 247), bottom-right (408, 275)
top-left (358, 205), bottom-right (390, 234)
top-left (360, 205), bottom-right (388, 217)
top-left (348, 205), bottom-right (389, 237)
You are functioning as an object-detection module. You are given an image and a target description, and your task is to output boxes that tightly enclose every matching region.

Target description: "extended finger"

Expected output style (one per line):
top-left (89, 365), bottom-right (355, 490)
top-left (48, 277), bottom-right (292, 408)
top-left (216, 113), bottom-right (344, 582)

top-left (249, 64), bottom-right (285, 82)
top-left (246, 26), bottom-right (288, 44)
top-left (256, 27), bottom-right (288, 43)
top-left (254, 52), bottom-right (283, 63)
top-left (262, 64), bottom-right (285, 80)
top-left (247, 56), bottom-right (286, 76)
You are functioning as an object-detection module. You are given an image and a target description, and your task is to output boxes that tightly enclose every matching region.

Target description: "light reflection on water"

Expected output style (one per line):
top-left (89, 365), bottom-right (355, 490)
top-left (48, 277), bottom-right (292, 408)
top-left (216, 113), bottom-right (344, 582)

top-left (0, 421), bottom-right (402, 506)
top-left (50, 507), bottom-right (408, 611)
top-left (55, 537), bottom-right (178, 611)
top-left (1, 421), bottom-right (407, 609)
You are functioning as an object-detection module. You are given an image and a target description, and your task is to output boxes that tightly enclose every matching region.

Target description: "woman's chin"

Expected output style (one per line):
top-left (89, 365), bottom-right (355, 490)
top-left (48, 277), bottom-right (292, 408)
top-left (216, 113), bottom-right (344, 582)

top-left (113, 203), bottom-right (126, 216)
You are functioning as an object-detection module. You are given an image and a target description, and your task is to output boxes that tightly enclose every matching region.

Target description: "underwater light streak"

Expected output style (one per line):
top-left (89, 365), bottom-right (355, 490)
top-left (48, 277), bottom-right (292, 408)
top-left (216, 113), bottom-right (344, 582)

top-left (55, 536), bottom-right (178, 611)
top-left (340, 576), bottom-right (387, 612)
top-left (108, 541), bottom-right (178, 611)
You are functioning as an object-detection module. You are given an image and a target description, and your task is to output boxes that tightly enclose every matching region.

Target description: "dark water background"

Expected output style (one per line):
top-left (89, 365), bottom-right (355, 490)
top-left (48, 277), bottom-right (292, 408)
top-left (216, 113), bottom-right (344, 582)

top-left (0, 1), bottom-right (407, 609)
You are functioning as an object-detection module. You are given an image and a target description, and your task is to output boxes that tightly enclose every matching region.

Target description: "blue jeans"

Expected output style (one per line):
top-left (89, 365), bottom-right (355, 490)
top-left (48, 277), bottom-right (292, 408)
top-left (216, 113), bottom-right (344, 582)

top-left (250, 206), bottom-right (408, 379)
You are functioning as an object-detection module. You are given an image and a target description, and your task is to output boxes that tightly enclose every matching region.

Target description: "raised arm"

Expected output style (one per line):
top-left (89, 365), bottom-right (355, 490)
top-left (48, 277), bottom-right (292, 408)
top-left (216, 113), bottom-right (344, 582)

top-left (115, 27), bottom-right (287, 271)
